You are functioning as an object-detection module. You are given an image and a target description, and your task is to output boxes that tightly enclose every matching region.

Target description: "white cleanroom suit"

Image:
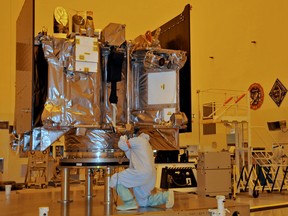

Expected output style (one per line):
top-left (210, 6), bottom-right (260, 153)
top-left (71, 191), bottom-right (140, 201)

top-left (110, 133), bottom-right (174, 210)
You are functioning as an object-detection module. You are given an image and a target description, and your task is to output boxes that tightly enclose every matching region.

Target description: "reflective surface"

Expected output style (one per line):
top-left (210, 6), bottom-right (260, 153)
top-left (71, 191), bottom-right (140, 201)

top-left (0, 184), bottom-right (288, 216)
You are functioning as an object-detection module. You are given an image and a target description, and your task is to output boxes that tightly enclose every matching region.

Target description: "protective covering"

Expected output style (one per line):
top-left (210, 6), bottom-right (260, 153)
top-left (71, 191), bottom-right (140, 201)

top-left (137, 127), bottom-right (179, 150)
top-left (13, 26), bottom-right (187, 155)
top-left (41, 37), bottom-right (101, 127)
top-left (101, 23), bottom-right (126, 47)
top-left (31, 127), bottom-right (70, 151)
top-left (129, 49), bottom-right (187, 126)
top-left (64, 128), bottom-right (124, 158)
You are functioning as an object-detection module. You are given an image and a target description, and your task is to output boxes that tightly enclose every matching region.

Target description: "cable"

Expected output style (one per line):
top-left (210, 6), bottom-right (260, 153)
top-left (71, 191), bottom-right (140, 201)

top-left (168, 174), bottom-right (190, 187)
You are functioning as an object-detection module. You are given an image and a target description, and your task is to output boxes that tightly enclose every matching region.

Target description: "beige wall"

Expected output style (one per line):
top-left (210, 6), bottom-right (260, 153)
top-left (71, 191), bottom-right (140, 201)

top-left (0, 0), bottom-right (24, 182)
top-left (1, 0), bottom-right (288, 182)
top-left (190, 1), bottom-right (288, 151)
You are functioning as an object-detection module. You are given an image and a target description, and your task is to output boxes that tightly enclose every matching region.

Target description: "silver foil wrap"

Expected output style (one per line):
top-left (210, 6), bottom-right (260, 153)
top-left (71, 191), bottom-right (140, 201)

top-left (18, 36), bottom-right (187, 154)
top-left (138, 127), bottom-right (179, 150)
top-left (41, 37), bottom-right (101, 127)
top-left (31, 127), bottom-right (70, 151)
top-left (129, 49), bottom-right (187, 126)
top-left (64, 128), bottom-right (124, 158)
top-left (101, 23), bottom-right (126, 47)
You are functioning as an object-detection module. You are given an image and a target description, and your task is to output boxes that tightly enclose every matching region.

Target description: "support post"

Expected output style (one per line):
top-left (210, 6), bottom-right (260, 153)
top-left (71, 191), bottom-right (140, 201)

top-left (60, 167), bottom-right (72, 203)
top-left (104, 166), bottom-right (113, 215)
top-left (85, 168), bottom-right (94, 198)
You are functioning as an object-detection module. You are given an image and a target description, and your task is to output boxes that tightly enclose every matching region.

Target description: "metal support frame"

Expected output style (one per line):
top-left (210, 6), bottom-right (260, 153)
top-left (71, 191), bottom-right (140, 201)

top-left (60, 167), bottom-right (72, 203)
top-left (58, 158), bottom-right (128, 214)
top-left (85, 168), bottom-right (95, 198)
top-left (60, 166), bottom-right (114, 214)
top-left (104, 167), bottom-right (113, 215)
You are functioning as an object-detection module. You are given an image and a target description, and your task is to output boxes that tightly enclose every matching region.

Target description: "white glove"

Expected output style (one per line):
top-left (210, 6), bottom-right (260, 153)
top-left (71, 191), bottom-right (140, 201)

top-left (118, 135), bottom-right (129, 151)
top-left (120, 135), bottom-right (128, 142)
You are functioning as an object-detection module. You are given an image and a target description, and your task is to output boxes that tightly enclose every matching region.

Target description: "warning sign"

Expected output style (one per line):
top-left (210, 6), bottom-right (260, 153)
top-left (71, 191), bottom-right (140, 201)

top-left (269, 78), bottom-right (287, 107)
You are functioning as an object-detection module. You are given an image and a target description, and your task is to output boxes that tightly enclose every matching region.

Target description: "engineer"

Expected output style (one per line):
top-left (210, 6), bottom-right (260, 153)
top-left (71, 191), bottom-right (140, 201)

top-left (110, 132), bottom-right (174, 211)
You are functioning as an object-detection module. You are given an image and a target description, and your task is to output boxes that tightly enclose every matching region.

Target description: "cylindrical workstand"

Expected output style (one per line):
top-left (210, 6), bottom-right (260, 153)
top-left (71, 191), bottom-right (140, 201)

top-left (85, 168), bottom-right (95, 198)
top-left (60, 167), bottom-right (72, 203)
top-left (59, 158), bottom-right (129, 215)
top-left (104, 167), bottom-right (113, 215)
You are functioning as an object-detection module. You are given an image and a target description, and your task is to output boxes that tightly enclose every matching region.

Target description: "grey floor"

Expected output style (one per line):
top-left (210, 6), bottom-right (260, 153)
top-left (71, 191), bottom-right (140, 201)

top-left (1, 184), bottom-right (288, 215)
top-left (237, 191), bottom-right (288, 216)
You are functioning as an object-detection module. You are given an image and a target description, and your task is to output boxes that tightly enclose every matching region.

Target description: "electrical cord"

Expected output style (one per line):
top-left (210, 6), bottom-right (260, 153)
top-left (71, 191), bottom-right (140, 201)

top-left (168, 174), bottom-right (190, 187)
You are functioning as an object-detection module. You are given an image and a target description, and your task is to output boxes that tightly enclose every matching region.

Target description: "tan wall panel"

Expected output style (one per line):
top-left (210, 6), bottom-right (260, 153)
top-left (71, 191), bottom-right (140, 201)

top-left (2, 0), bottom-right (288, 182)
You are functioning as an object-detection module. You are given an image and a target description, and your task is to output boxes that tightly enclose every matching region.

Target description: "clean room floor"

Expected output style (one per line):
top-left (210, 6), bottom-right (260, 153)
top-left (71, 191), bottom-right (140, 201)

top-left (1, 184), bottom-right (288, 216)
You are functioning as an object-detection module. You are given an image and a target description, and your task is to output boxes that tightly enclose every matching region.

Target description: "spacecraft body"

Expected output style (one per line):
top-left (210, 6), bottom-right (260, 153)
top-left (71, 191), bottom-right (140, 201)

top-left (13, 24), bottom-right (187, 159)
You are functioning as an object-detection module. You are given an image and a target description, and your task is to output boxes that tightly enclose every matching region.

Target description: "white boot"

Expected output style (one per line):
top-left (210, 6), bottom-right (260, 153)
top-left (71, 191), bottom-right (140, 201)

top-left (147, 190), bottom-right (174, 208)
top-left (116, 200), bottom-right (138, 211)
top-left (116, 184), bottom-right (138, 211)
top-left (165, 190), bottom-right (174, 208)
